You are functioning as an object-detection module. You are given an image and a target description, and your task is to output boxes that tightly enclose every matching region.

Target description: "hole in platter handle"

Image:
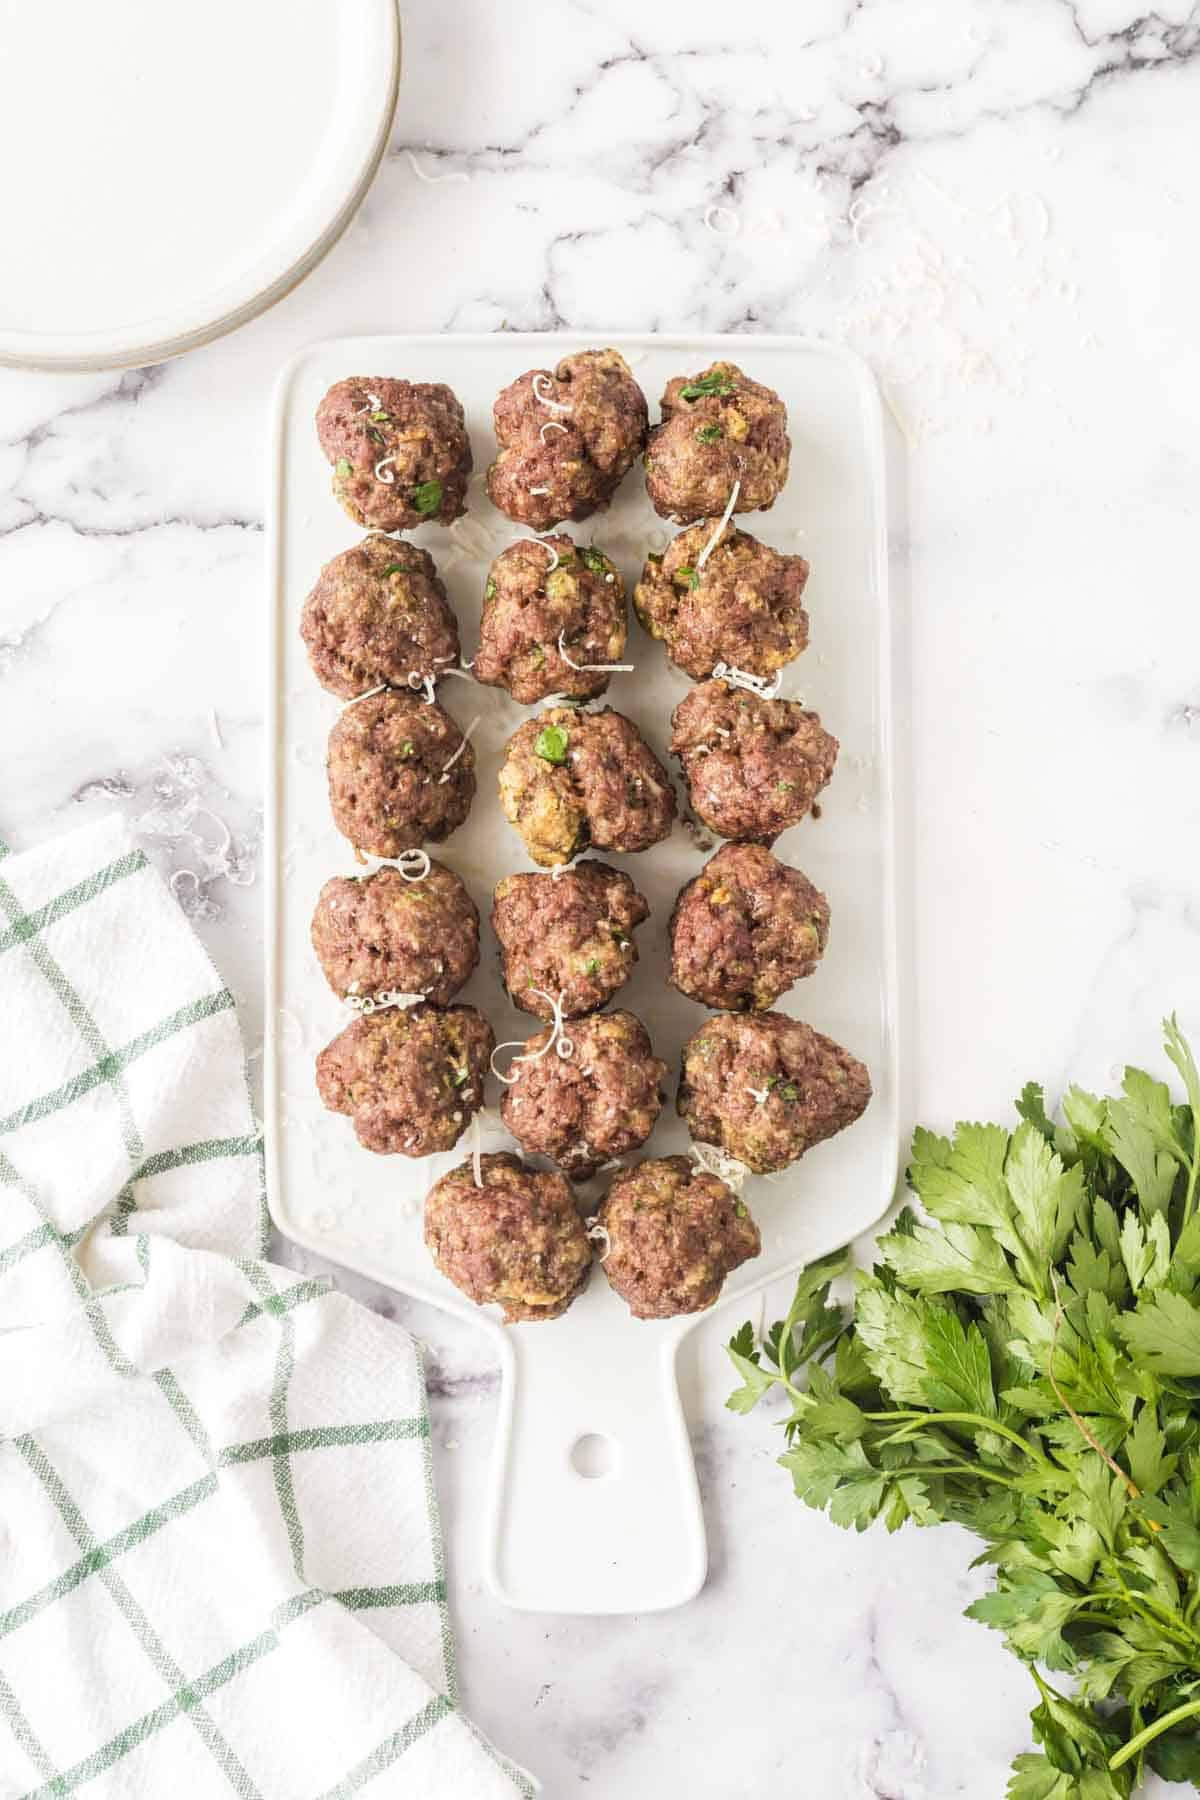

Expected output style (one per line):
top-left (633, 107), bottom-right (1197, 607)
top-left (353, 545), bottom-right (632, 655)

top-left (482, 1319), bottom-right (708, 1615)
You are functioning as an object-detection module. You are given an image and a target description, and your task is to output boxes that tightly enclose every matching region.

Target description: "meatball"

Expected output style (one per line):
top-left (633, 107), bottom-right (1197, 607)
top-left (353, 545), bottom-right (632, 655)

top-left (316, 377), bottom-right (471, 531)
top-left (633, 521), bottom-right (809, 682)
top-left (424, 1152), bottom-right (592, 1322)
top-left (316, 1002), bottom-right (493, 1157)
top-left (492, 861), bottom-right (649, 1020)
top-left (311, 862), bottom-right (480, 1008)
top-left (499, 706), bottom-right (676, 867)
top-left (327, 691), bottom-right (475, 860)
top-left (486, 348), bottom-right (648, 530)
top-left (300, 537), bottom-right (460, 701)
top-left (678, 1013), bottom-right (871, 1174)
top-left (473, 537), bottom-right (627, 705)
top-left (500, 1011), bottom-right (667, 1180)
top-left (670, 843), bottom-right (829, 1012)
top-left (598, 1155), bottom-right (760, 1320)
top-left (671, 681), bottom-right (837, 845)
top-left (644, 362), bottom-right (790, 523)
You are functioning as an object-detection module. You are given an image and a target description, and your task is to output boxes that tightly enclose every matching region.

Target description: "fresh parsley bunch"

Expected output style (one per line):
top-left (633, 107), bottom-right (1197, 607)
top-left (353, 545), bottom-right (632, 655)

top-left (728, 1018), bottom-right (1200, 1796)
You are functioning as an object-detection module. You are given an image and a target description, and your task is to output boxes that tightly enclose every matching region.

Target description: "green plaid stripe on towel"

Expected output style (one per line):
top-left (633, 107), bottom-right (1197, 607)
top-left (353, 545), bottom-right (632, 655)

top-left (0, 819), bottom-right (535, 1799)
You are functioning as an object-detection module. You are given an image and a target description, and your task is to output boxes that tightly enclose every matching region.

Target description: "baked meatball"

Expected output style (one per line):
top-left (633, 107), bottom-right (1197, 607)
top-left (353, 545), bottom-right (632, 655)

top-left (670, 843), bottom-right (829, 1012)
top-left (316, 1002), bottom-right (493, 1157)
top-left (424, 1152), bottom-right (592, 1322)
top-left (486, 348), bottom-right (648, 530)
top-left (327, 691), bottom-right (475, 859)
top-left (473, 537), bottom-right (627, 704)
top-left (316, 377), bottom-right (471, 531)
top-left (500, 1011), bottom-right (667, 1179)
top-left (598, 1155), bottom-right (761, 1320)
top-left (633, 522), bottom-right (809, 682)
top-left (499, 706), bottom-right (676, 868)
top-left (644, 362), bottom-right (790, 523)
top-left (492, 861), bottom-right (649, 1020)
top-left (311, 862), bottom-right (480, 1008)
top-left (671, 681), bottom-right (837, 845)
top-left (678, 1013), bottom-right (870, 1174)
top-left (300, 537), bottom-right (460, 701)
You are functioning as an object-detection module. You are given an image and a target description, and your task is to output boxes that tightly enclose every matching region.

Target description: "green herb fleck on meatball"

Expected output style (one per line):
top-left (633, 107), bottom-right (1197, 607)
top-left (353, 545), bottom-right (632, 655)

top-left (412, 480), bottom-right (443, 515)
top-left (535, 724), bottom-right (570, 765)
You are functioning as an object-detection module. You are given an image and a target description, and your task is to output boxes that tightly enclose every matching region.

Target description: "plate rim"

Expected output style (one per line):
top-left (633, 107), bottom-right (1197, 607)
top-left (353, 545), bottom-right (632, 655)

top-left (0, 1), bottom-right (401, 373)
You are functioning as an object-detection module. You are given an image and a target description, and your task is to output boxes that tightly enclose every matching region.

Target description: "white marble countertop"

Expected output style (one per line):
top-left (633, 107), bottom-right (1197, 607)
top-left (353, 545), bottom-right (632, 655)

top-left (3, 2), bottom-right (1200, 1793)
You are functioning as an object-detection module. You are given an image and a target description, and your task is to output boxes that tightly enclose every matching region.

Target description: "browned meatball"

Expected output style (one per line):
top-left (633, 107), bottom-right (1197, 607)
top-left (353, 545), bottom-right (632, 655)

top-left (499, 706), bottom-right (676, 868)
top-left (500, 1011), bottom-right (667, 1179)
top-left (327, 691), bottom-right (476, 860)
top-left (473, 537), bottom-right (627, 705)
top-left (424, 1152), bottom-right (592, 1322)
top-left (316, 377), bottom-right (471, 531)
top-left (678, 1013), bottom-right (870, 1174)
top-left (316, 1002), bottom-right (493, 1157)
top-left (598, 1155), bottom-right (760, 1319)
top-left (492, 861), bottom-right (649, 1020)
top-left (634, 522), bottom-right (808, 682)
top-left (671, 681), bottom-right (837, 845)
top-left (644, 362), bottom-right (790, 523)
top-left (300, 537), bottom-right (461, 701)
top-left (486, 348), bottom-right (648, 530)
top-left (311, 862), bottom-right (480, 1008)
top-left (670, 843), bottom-right (829, 1012)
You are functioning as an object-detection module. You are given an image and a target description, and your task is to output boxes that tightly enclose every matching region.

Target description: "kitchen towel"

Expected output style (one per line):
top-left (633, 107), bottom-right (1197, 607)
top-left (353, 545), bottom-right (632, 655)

top-left (0, 817), bottom-right (535, 1799)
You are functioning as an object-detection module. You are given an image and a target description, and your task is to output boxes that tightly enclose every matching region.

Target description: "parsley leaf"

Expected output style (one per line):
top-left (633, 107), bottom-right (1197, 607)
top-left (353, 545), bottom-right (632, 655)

top-left (411, 479), bottom-right (443, 515)
top-left (534, 724), bottom-right (569, 765)
top-left (680, 370), bottom-right (735, 400)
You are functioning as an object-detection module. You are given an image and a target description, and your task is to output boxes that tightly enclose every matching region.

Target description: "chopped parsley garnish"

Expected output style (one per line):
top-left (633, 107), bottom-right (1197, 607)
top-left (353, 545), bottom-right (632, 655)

top-left (399, 740), bottom-right (415, 758)
top-left (695, 423), bottom-right (723, 444)
top-left (646, 551), bottom-right (664, 564)
top-left (674, 565), bottom-right (700, 590)
top-left (779, 1083), bottom-right (798, 1101)
top-left (530, 644), bottom-right (546, 667)
top-left (777, 780), bottom-right (796, 792)
top-left (584, 957), bottom-right (601, 976)
top-left (335, 458), bottom-right (353, 479)
top-left (579, 547), bottom-right (609, 575)
top-left (370, 410), bottom-right (391, 423)
top-left (484, 576), bottom-right (497, 601)
top-left (680, 371), bottom-right (734, 401)
top-left (381, 564), bottom-right (409, 579)
top-left (534, 724), bottom-right (569, 765)
top-left (451, 1067), bottom-right (469, 1087)
top-left (411, 480), bottom-right (443, 515)
top-left (735, 1201), bottom-right (748, 1218)
top-left (366, 425), bottom-right (386, 447)
top-left (611, 926), bottom-right (630, 947)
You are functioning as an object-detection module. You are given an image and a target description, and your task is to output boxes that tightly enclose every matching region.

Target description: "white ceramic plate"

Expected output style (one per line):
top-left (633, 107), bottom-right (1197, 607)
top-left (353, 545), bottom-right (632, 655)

top-left (0, 0), bottom-right (399, 371)
top-left (266, 333), bottom-right (899, 1614)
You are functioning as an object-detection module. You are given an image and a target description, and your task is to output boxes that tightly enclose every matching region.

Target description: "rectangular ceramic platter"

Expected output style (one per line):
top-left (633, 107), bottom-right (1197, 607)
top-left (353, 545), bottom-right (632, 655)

top-left (268, 329), bottom-right (896, 1327)
top-left (267, 334), bottom-right (898, 1611)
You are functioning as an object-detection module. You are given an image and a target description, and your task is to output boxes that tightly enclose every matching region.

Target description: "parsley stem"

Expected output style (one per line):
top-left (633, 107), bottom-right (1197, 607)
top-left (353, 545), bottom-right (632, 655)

top-left (863, 1410), bottom-right (1053, 1468)
top-left (1109, 1695), bottom-right (1200, 1772)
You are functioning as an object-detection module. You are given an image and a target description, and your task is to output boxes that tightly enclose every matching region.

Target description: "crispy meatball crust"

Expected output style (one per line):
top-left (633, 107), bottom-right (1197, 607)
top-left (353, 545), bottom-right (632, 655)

top-left (327, 691), bottom-right (476, 859)
top-left (499, 706), bottom-right (676, 868)
top-left (486, 348), bottom-right (649, 530)
top-left (311, 862), bottom-right (480, 1008)
top-left (644, 362), bottom-right (790, 523)
top-left (300, 536), bottom-right (461, 701)
top-left (500, 1011), bottom-right (668, 1179)
top-left (678, 1012), bottom-right (871, 1174)
top-left (598, 1155), bottom-right (761, 1320)
top-left (424, 1152), bottom-right (592, 1322)
top-left (316, 377), bottom-right (471, 531)
top-left (634, 521), bottom-right (809, 682)
top-left (670, 843), bottom-right (830, 1012)
top-left (473, 537), bottom-right (627, 704)
top-left (671, 681), bottom-right (837, 845)
top-left (315, 1002), bottom-right (493, 1158)
top-left (492, 861), bottom-right (648, 1019)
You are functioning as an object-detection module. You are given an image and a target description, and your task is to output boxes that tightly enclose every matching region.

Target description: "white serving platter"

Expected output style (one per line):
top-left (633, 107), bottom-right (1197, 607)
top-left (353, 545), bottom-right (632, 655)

top-left (266, 334), bottom-right (899, 1615)
top-left (0, 0), bottom-right (399, 371)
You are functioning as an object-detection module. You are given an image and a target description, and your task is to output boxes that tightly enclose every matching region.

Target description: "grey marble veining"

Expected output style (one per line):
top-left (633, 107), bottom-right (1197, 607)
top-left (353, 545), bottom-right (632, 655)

top-left (3, 2), bottom-right (1200, 1792)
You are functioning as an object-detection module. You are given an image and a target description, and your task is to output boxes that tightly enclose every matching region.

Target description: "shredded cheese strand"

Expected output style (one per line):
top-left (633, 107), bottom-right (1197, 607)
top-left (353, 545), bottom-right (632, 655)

top-left (712, 660), bottom-right (783, 699)
top-left (585, 1217), bottom-right (612, 1261)
top-left (374, 457), bottom-right (397, 484)
top-left (345, 682), bottom-right (390, 709)
top-left (354, 392), bottom-right (382, 415)
top-left (396, 849), bottom-right (430, 883)
top-left (512, 535), bottom-right (560, 573)
top-left (346, 989), bottom-right (424, 1016)
top-left (532, 372), bottom-right (572, 414)
top-left (556, 630), bottom-right (634, 675)
top-left (489, 989), bottom-right (572, 1084)
top-left (539, 420), bottom-right (570, 443)
top-left (406, 671), bottom-right (437, 706)
top-left (689, 1141), bottom-right (751, 1190)
top-left (696, 479), bottom-right (741, 569)
top-left (439, 716), bottom-right (480, 782)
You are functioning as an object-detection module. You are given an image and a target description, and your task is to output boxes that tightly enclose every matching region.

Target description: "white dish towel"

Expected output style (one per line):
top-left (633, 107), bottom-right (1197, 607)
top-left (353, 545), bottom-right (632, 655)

top-left (0, 817), bottom-right (535, 1799)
